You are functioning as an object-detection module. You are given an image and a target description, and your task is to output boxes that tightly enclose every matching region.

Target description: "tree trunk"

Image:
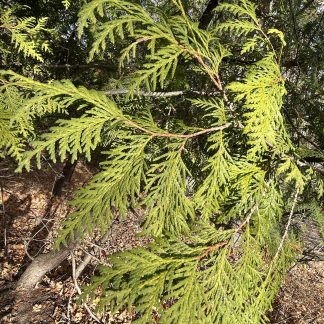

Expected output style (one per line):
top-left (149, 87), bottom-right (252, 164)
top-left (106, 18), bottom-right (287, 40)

top-left (199, 0), bottom-right (219, 29)
top-left (52, 160), bottom-right (77, 196)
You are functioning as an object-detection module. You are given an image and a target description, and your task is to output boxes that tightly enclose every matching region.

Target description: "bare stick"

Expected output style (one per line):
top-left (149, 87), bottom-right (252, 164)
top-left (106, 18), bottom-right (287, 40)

top-left (71, 253), bottom-right (102, 323)
top-left (0, 181), bottom-right (8, 254)
top-left (75, 229), bottom-right (112, 279)
top-left (235, 205), bottom-right (258, 233)
top-left (273, 190), bottom-right (299, 262)
top-left (105, 89), bottom-right (218, 97)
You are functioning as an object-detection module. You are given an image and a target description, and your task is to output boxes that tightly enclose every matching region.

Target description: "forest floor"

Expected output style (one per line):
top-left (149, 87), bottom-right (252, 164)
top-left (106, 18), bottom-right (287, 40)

top-left (0, 159), bottom-right (323, 323)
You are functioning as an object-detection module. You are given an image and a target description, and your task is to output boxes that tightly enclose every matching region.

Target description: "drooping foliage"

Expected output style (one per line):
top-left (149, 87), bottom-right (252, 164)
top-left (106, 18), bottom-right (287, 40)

top-left (0, 4), bottom-right (53, 159)
top-left (0, 0), bottom-right (323, 323)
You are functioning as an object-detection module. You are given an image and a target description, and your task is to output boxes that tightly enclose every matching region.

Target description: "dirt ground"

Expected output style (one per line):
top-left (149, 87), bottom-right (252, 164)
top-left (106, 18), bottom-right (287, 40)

top-left (0, 159), bottom-right (323, 323)
top-left (269, 261), bottom-right (324, 324)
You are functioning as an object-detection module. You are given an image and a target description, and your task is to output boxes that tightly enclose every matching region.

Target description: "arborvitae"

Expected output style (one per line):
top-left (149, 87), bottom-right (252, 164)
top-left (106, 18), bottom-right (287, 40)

top-left (0, 5), bottom-right (52, 159)
top-left (0, 0), bottom-right (323, 322)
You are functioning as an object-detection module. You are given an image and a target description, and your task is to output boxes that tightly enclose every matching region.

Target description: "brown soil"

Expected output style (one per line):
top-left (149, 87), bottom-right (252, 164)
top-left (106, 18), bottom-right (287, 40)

top-left (269, 261), bottom-right (324, 324)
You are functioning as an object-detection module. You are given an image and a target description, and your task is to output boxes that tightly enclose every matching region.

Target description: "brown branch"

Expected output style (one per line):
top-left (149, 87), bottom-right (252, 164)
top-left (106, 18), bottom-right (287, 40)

top-left (197, 240), bottom-right (229, 261)
top-left (193, 52), bottom-right (223, 91)
top-left (12, 245), bottom-right (75, 323)
top-left (125, 120), bottom-right (231, 139)
top-left (16, 247), bottom-right (72, 292)
top-left (297, 160), bottom-right (324, 176)
top-left (235, 205), bottom-right (258, 234)
top-left (176, 42), bottom-right (223, 92)
top-left (197, 205), bottom-right (258, 261)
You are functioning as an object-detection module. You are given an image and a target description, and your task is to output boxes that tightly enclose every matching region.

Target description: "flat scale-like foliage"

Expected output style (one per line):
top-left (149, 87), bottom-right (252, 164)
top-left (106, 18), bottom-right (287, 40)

top-left (0, 5), bottom-right (52, 160)
top-left (0, 0), bottom-right (323, 323)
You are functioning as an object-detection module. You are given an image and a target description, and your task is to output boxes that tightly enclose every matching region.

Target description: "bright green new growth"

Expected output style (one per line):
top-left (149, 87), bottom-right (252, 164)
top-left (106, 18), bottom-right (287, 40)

top-left (0, 6), bottom-right (52, 160)
top-left (1, 0), bottom-right (323, 323)
top-left (0, 87), bottom-right (25, 159)
top-left (62, 0), bottom-right (71, 9)
top-left (0, 6), bottom-right (51, 62)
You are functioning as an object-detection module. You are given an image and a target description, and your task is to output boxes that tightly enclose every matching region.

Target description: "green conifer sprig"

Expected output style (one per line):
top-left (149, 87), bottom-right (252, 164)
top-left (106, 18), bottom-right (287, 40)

top-left (0, 4), bottom-right (52, 160)
top-left (276, 157), bottom-right (305, 190)
top-left (85, 204), bottom-right (290, 323)
top-left (227, 55), bottom-right (286, 159)
top-left (78, 0), bottom-right (230, 95)
top-left (17, 110), bottom-right (111, 171)
top-left (214, 1), bottom-right (258, 21)
top-left (71, 0), bottom-right (313, 316)
top-left (1, 0), bottom-right (322, 322)
top-left (56, 134), bottom-right (151, 245)
top-left (0, 116), bottom-right (23, 159)
top-left (1, 71), bottom-right (124, 168)
top-left (192, 98), bottom-right (233, 220)
top-left (0, 6), bottom-right (51, 62)
top-left (0, 87), bottom-right (26, 159)
top-left (194, 134), bottom-right (232, 221)
top-left (62, 0), bottom-right (70, 9)
top-left (2, 71), bottom-right (230, 173)
top-left (142, 141), bottom-right (194, 237)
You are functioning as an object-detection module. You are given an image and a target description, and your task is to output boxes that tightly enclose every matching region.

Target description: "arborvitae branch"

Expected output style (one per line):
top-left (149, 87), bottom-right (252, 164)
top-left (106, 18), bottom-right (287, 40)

top-left (1, 0), bottom-right (322, 322)
top-left (125, 119), bottom-right (231, 139)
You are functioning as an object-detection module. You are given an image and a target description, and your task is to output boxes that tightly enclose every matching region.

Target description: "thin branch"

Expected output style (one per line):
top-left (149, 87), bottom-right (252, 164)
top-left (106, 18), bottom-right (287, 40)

top-left (197, 205), bottom-right (258, 261)
top-left (0, 181), bottom-right (7, 255)
top-left (297, 160), bottom-right (324, 176)
top-left (197, 240), bottom-right (228, 261)
top-left (273, 189), bottom-right (299, 262)
top-left (23, 239), bottom-right (35, 261)
top-left (178, 43), bottom-right (223, 92)
top-left (0, 62), bottom-right (118, 71)
top-left (75, 230), bottom-right (111, 279)
top-left (105, 89), bottom-right (218, 97)
top-left (125, 120), bottom-right (232, 139)
top-left (71, 253), bottom-right (102, 323)
top-left (235, 205), bottom-right (258, 233)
